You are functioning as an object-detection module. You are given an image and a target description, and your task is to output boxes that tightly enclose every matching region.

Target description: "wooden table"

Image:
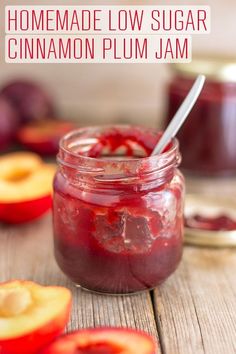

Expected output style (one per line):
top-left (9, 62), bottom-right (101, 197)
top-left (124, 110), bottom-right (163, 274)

top-left (0, 211), bottom-right (235, 354)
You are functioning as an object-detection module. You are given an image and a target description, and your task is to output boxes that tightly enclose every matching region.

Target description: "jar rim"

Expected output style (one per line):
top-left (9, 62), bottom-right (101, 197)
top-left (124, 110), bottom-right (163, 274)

top-left (172, 55), bottom-right (236, 83)
top-left (58, 125), bottom-right (180, 185)
top-left (59, 124), bottom-right (179, 166)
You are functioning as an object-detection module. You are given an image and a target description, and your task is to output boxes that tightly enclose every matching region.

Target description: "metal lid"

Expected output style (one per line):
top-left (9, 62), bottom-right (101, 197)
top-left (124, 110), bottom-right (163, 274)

top-left (173, 56), bottom-right (236, 83)
top-left (184, 194), bottom-right (236, 247)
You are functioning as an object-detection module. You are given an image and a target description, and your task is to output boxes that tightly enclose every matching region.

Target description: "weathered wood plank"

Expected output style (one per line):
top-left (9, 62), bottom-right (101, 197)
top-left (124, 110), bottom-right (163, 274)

top-left (3, 212), bottom-right (235, 354)
top-left (0, 214), bottom-right (160, 348)
top-left (153, 247), bottom-right (236, 354)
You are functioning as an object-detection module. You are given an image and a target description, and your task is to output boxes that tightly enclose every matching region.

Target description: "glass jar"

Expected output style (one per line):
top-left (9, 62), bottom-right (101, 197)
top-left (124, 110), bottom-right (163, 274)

top-left (166, 57), bottom-right (236, 176)
top-left (53, 125), bottom-right (184, 295)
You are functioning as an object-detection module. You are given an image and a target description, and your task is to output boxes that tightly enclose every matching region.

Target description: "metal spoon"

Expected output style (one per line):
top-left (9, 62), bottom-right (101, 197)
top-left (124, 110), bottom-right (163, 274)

top-left (151, 74), bottom-right (206, 156)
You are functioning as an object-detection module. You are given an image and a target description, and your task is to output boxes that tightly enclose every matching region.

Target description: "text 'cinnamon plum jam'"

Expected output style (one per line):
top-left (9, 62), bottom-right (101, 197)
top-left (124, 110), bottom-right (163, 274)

top-left (53, 126), bottom-right (185, 294)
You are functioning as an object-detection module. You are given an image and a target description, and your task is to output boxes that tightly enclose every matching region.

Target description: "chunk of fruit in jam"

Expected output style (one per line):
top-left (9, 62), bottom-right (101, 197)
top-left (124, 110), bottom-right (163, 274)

top-left (94, 210), bottom-right (162, 253)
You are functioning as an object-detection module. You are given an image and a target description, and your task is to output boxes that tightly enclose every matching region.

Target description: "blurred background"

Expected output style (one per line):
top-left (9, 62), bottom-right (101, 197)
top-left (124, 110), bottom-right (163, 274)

top-left (0, 0), bottom-right (236, 240)
top-left (1, 0), bottom-right (236, 128)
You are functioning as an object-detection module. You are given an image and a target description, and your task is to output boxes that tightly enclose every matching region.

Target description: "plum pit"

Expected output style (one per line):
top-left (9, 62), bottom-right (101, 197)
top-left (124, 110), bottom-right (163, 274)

top-left (0, 287), bottom-right (32, 317)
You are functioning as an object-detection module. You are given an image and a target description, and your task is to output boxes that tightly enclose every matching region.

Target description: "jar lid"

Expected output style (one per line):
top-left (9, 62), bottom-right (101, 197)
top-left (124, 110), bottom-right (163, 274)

top-left (173, 56), bottom-right (236, 83)
top-left (184, 194), bottom-right (236, 247)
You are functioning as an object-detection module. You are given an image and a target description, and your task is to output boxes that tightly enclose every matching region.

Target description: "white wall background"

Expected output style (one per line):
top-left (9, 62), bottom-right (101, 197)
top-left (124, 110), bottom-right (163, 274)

top-left (0, 0), bottom-right (235, 127)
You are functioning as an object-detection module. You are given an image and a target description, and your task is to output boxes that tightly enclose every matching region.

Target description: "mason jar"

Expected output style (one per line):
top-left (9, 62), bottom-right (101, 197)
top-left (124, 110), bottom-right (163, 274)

top-left (166, 57), bottom-right (236, 176)
top-left (53, 125), bottom-right (184, 294)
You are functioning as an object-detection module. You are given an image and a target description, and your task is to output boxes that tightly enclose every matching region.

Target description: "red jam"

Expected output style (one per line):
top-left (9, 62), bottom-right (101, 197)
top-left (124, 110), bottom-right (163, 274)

top-left (166, 70), bottom-right (236, 175)
top-left (185, 214), bottom-right (236, 231)
top-left (53, 126), bottom-right (184, 294)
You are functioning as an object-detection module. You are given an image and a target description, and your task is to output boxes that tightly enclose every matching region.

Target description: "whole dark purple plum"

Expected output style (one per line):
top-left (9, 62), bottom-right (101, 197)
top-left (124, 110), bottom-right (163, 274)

top-left (1, 80), bottom-right (55, 124)
top-left (0, 96), bottom-right (19, 151)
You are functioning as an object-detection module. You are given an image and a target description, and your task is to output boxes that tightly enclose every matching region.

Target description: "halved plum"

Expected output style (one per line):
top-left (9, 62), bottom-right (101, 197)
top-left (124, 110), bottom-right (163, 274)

top-left (0, 280), bottom-right (72, 354)
top-left (42, 328), bottom-right (157, 354)
top-left (0, 152), bottom-right (56, 223)
top-left (17, 119), bottom-right (77, 156)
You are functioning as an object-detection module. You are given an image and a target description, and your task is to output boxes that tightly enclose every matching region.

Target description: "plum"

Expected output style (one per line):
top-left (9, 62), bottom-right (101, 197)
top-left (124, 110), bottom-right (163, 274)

top-left (1, 80), bottom-right (55, 124)
top-left (0, 280), bottom-right (71, 354)
top-left (42, 328), bottom-right (157, 354)
top-left (17, 119), bottom-right (77, 156)
top-left (0, 152), bottom-right (56, 223)
top-left (0, 95), bottom-right (19, 151)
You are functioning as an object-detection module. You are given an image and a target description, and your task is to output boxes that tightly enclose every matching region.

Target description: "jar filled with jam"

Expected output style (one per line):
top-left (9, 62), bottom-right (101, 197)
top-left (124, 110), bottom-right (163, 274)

top-left (165, 57), bottom-right (236, 176)
top-left (53, 125), bottom-right (184, 294)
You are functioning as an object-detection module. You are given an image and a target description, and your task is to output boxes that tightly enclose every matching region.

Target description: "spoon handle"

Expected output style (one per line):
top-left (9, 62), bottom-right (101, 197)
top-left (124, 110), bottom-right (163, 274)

top-left (151, 74), bottom-right (206, 156)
